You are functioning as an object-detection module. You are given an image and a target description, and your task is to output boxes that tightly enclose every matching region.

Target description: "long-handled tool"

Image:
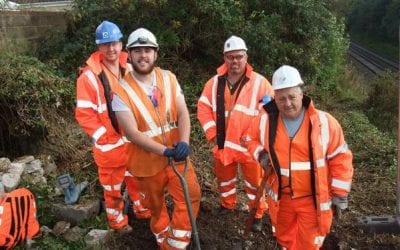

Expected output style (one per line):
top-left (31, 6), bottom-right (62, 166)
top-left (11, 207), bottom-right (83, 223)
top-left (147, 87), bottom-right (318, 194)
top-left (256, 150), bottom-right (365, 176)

top-left (244, 168), bottom-right (268, 236)
top-left (170, 158), bottom-right (201, 250)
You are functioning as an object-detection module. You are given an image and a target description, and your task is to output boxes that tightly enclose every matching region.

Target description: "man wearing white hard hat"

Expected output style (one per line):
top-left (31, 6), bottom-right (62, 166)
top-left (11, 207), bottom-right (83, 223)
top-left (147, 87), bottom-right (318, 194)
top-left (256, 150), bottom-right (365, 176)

top-left (112, 27), bottom-right (201, 249)
top-left (197, 35), bottom-right (273, 232)
top-left (244, 65), bottom-right (353, 249)
top-left (75, 21), bottom-right (151, 234)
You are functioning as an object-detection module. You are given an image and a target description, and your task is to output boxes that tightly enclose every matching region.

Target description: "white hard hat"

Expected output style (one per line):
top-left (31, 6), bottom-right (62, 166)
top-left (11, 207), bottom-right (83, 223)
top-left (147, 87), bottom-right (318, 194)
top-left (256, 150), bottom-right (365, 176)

top-left (272, 65), bottom-right (304, 90)
top-left (223, 35), bottom-right (247, 53)
top-left (126, 28), bottom-right (159, 49)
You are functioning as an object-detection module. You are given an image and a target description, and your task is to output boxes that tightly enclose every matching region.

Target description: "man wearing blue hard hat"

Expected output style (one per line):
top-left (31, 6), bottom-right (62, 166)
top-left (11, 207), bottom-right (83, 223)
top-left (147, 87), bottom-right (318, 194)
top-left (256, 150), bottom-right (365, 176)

top-left (75, 21), bottom-right (150, 233)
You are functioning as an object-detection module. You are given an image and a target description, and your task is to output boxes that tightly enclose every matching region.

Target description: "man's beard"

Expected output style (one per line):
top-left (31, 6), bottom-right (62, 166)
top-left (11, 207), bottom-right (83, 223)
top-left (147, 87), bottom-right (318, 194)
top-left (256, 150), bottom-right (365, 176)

top-left (132, 61), bottom-right (155, 75)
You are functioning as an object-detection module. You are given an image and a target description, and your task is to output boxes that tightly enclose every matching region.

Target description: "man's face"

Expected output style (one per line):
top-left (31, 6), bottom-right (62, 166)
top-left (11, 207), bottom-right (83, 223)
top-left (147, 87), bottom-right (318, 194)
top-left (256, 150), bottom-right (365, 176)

top-left (98, 41), bottom-right (122, 62)
top-left (129, 47), bottom-right (157, 75)
top-left (275, 86), bottom-right (304, 120)
top-left (224, 50), bottom-right (247, 76)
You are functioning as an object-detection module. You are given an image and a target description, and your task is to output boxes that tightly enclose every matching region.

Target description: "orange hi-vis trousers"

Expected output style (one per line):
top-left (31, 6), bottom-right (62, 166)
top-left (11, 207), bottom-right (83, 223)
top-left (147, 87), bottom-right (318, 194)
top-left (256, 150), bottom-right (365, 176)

top-left (124, 173), bottom-right (151, 219)
top-left (136, 161), bottom-right (201, 250)
top-left (0, 188), bottom-right (40, 249)
top-left (276, 194), bottom-right (326, 249)
top-left (214, 155), bottom-right (267, 219)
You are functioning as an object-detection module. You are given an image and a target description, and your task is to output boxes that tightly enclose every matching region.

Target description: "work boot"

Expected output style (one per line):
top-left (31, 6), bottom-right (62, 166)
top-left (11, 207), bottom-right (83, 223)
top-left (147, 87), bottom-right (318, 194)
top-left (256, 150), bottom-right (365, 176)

top-left (252, 218), bottom-right (262, 232)
top-left (217, 205), bottom-right (234, 215)
top-left (111, 224), bottom-right (133, 235)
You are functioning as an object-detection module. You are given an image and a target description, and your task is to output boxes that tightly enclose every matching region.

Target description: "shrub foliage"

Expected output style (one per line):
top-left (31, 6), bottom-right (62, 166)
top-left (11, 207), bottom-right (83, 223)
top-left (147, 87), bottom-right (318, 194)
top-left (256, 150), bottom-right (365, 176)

top-left (38, 0), bottom-right (347, 90)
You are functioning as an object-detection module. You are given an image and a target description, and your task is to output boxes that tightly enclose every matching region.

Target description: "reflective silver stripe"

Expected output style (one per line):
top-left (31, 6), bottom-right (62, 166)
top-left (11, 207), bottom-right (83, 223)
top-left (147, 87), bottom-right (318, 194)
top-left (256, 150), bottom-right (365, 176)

top-left (320, 200), bottom-right (332, 211)
top-left (220, 177), bottom-right (237, 187)
top-left (0, 218), bottom-right (2, 225)
top-left (119, 78), bottom-right (158, 132)
top-left (85, 71), bottom-right (104, 113)
top-left (76, 100), bottom-right (103, 111)
top-left (260, 113), bottom-right (267, 146)
top-left (202, 120), bottom-right (216, 132)
top-left (253, 145), bottom-right (264, 162)
top-left (316, 158), bottom-right (325, 168)
top-left (332, 178), bottom-right (351, 191)
top-left (221, 188), bottom-right (236, 197)
top-left (247, 193), bottom-right (255, 200)
top-left (244, 180), bottom-right (257, 190)
top-left (281, 168), bottom-right (290, 177)
top-left (225, 141), bottom-right (247, 152)
top-left (122, 136), bottom-right (130, 143)
top-left (161, 70), bottom-right (171, 115)
top-left (233, 104), bottom-right (259, 116)
top-left (291, 162), bottom-right (311, 170)
top-left (125, 171), bottom-right (133, 177)
top-left (0, 206), bottom-right (3, 214)
top-left (271, 225), bottom-right (276, 233)
top-left (314, 236), bottom-right (325, 245)
top-left (94, 138), bottom-right (125, 152)
top-left (318, 111), bottom-right (329, 156)
top-left (142, 122), bottom-right (178, 137)
top-left (106, 208), bottom-right (120, 216)
top-left (155, 226), bottom-right (169, 244)
top-left (167, 238), bottom-right (189, 249)
top-left (172, 229), bottom-right (191, 238)
top-left (225, 110), bottom-right (230, 117)
top-left (102, 185), bottom-right (112, 191)
top-left (211, 76), bottom-right (218, 112)
top-left (92, 126), bottom-right (106, 142)
top-left (268, 188), bottom-right (278, 201)
top-left (115, 212), bottom-right (124, 223)
top-left (114, 183), bottom-right (122, 191)
top-left (327, 143), bottom-right (349, 160)
top-left (249, 74), bottom-right (262, 110)
top-left (199, 95), bottom-right (212, 107)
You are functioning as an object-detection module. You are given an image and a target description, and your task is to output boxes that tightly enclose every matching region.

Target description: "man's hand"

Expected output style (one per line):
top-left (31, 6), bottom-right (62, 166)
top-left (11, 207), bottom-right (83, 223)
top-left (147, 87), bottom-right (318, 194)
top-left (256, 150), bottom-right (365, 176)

top-left (332, 195), bottom-right (348, 218)
top-left (258, 150), bottom-right (270, 172)
top-left (174, 141), bottom-right (191, 161)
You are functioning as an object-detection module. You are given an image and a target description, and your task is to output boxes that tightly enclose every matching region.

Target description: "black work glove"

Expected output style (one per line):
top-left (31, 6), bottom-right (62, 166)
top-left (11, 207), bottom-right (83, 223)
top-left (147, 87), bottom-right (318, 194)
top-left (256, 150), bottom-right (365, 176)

top-left (258, 150), bottom-right (270, 171)
top-left (173, 141), bottom-right (191, 161)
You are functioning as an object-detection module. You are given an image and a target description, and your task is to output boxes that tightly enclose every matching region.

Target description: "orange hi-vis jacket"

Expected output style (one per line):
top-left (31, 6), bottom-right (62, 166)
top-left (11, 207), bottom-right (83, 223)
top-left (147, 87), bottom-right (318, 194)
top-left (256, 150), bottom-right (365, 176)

top-left (245, 96), bottom-right (353, 238)
top-left (75, 51), bottom-right (130, 160)
top-left (0, 188), bottom-right (39, 249)
top-left (197, 63), bottom-right (273, 165)
top-left (113, 67), bottom-right (180, 177)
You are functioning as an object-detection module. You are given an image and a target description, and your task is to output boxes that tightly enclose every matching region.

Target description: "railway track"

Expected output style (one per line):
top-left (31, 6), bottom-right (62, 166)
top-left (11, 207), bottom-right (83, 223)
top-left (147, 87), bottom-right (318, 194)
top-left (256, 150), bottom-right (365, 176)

top-left (348, 42), bottom-right (398, 75)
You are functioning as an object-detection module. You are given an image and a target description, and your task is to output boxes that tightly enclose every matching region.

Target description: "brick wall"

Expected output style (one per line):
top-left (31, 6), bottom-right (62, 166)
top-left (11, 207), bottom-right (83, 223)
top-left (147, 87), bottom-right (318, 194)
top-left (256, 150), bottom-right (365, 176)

top-left (0, 10), bottom-right (66, 51)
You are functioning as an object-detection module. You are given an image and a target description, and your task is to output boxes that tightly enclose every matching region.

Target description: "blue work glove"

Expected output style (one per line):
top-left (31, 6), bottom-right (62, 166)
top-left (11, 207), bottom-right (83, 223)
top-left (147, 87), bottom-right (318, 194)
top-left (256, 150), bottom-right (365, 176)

top-left (173, 141), bottom-right (191, 161)
top-left (163, 147), bottom-right (175, 158)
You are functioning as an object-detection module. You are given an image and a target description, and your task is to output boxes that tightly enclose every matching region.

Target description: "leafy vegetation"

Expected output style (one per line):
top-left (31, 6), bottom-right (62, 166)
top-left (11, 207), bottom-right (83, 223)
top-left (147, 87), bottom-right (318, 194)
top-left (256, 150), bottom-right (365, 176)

top-left (37, 0), bottom-right (347, 90)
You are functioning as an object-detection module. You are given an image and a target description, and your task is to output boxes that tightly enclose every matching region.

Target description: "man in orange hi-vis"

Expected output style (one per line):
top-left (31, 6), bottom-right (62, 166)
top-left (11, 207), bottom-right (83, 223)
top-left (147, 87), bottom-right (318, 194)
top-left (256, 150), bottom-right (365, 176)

top-left (197, 35), bottom-right (274, 232)
top-left (75, 21), bottom-right (150, 233)
top-left (245, 65), bottom-right (353, 249)
top-left (112, 27), bottom-right (201, 249)
top-left (0, 187), bottom-right (39, 249)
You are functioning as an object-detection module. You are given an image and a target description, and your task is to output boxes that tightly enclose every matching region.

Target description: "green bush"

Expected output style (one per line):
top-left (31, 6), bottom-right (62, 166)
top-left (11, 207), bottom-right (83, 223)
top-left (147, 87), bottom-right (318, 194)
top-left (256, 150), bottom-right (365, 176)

top-left (0, 51), bottom-right (79, 160)
top-left (365, 71), bottom-right (398, 135)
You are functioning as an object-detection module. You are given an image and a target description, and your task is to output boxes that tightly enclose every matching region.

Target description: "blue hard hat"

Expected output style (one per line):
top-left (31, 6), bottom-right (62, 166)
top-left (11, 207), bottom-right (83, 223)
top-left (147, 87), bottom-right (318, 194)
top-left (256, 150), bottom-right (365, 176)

top-left (95, 21), bottom-right (123, 44)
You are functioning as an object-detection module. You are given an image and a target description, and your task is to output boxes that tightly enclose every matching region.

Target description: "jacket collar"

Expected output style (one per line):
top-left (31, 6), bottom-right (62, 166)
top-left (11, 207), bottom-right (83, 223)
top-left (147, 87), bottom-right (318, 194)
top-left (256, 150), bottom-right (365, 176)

top-left (86, 51), bottom-right (129, 75)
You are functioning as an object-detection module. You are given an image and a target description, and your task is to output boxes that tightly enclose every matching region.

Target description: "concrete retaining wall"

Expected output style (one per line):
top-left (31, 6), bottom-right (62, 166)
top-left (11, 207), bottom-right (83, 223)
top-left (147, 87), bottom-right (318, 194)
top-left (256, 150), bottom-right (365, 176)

top-left (0, 10), bottom-right (67, 51)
